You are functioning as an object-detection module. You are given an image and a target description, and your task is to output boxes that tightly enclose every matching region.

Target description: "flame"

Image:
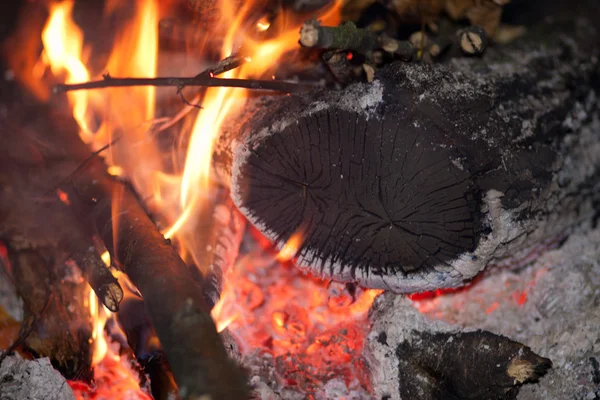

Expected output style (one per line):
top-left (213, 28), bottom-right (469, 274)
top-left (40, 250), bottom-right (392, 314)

top-left (26, 0), bottom-right (379, 395)
top-left (277, 231), bottom-right (305, 262)
top-left (100, 251), bottom-right (111, 267)
top-left (41, 1), bottom-right (93, 139)
top-left (169, 1), bottom-right (342, 267)
top-left (38, 0), bottom-right (160, 384)
top-left (88, 288), bottom-right (110, 367)
top-left (256, 18), bottom-right (271, 32)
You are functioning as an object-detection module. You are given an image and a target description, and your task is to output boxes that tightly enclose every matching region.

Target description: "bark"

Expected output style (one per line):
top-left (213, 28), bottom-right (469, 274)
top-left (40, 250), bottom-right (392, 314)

top-left (217, 6), bottom-right (600, 293)
top-left (65, 159), bottom-right (248, 399)
top-left (8, 249), bottom-right (93, 381)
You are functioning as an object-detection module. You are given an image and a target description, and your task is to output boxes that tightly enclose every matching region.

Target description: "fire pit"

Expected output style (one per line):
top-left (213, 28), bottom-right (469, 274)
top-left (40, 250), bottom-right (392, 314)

top-left (0, 0), bottom-right (599, 399)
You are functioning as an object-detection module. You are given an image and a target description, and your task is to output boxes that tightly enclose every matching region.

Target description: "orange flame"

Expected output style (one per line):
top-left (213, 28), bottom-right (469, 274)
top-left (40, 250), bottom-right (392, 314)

top-left (28, 0), bottom-right (381, 395)
top-left (276, 231), bottom-right (305, 262)
top-left (88, 288), bottom-right (110, 367)
top-left (41, 1), bottom-right (93, 139)
top-left (39, 0), bottom-right (161, 380)
top-left (168, 1), bottom-right (342, 267)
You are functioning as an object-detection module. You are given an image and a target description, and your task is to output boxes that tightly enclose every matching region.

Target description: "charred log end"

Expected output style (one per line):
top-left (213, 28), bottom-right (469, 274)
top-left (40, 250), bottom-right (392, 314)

top-left (397, 330), bottom-right (552, 400)
top-left (232, 105), bottom-right (481, 291)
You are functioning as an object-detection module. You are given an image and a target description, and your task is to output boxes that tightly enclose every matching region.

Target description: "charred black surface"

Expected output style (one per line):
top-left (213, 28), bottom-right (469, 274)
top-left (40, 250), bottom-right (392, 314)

top-left (230, 10), bottom-right (600, 292)
top-left (395, 330), bottom-right (552, 400)
top-left (237, 106), bottom-right (480, 277)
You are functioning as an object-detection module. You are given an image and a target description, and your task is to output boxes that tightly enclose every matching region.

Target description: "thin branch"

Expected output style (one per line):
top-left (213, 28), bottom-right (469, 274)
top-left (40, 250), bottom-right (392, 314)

top-left (54, 75), bottom-right (310, 94)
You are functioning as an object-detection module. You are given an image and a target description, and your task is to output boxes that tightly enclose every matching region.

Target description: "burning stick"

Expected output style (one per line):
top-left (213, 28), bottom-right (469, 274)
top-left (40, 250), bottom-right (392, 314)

top-left (53, 74), bottom-right (311, 94)
top-left (225, 12), bottom-right (600, 293)
top-left (66, 158), bottom-right (249, 399)
top-left (60, 232), bottom-right (123, 312)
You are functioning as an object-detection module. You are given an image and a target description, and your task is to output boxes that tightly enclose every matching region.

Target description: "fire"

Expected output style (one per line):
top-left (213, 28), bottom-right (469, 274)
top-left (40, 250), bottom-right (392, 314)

top-left (41, 1), bottom-right (93, 139)
top-left (212, 231), bottom-right (383, 393)
top-left (169, 0), bottom-right (342, 267)
top-left (276, 230), bottom-right (305, 262)
top-left (25, 0), bottom-right (383, 396)
top-left (88, 289), bottom-right (110, 367)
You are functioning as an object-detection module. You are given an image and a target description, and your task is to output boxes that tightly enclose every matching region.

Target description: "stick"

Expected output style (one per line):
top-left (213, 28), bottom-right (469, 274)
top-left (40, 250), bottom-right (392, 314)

top-left (300, 20), bottom-right (379, 55)
top-left (300, 20), bottom-right (414, 59)
top-left (67, 159), bottom-right (248, 399)
top-left (54, 75), bottom-right (309, 94)
top-left (60, 232), bottom-right (123, 312)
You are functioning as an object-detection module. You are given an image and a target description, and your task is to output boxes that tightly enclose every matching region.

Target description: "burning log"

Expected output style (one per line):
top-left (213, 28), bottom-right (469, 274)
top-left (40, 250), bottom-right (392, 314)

top-left (0, 102), bottom-right (98, 379)
top-left (222, 10), bottom-right (600, 293)
top-left (65, 158), bottom-right (249, 399)
top-left (0, 75), bottom-right (246, 396)
top-left (8, 249), bottom-right (93, 381)
top-left (364, 294), bottom-right (552, 399)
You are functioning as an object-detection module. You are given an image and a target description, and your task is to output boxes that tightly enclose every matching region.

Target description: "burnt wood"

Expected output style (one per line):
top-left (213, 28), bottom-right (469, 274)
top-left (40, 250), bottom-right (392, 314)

top-left (223, 10), bottom-right (600, 293)
top-left (0, 78), bottom-right (247, 398)
top-left (8, 249), bottom-right (93, 381)
top-left (67, 158), bottom-right (249, 400)
top-left (365, 294), bottom-right (553, 400)
top-left (395, 330), bottom-right (552, 400)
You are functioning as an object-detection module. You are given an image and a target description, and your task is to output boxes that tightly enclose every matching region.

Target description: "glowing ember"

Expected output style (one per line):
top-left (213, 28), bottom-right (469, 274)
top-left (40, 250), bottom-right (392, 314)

top-left (213, 228), bottom-right (383, 394)
top-left (69, 340), bottom-right (151, 400)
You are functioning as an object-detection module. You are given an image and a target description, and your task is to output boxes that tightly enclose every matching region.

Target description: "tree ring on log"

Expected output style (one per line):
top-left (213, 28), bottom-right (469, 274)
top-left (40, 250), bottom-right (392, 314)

top-left (233, 102), bottom-right (481, 290)
top-left (230, 15), bottom-right (600, 292)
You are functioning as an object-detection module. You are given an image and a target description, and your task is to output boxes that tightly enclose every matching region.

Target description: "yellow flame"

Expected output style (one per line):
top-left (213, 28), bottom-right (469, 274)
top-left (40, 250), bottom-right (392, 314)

top-left (41, 1), bottom-right (93, 139)
top-left (276, 231), bottom-right (305, 262)
top-left (40, 0), bottom-right (161, 370)
top-left (170, 2), bottom-right (341, 257)
top-left (256, 18), bottom-right (271, 32)
top-left (36, 0), bottom-right (343, 363)
top-left (101, 251), bottom-right (111, 267)
top-left (89, 288), bottom-right (111, 366)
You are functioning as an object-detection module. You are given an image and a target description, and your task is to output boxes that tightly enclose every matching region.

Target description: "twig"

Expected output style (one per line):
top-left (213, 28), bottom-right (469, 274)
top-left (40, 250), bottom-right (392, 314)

top-left (300, 20), bottom-right (379, 55)
top-left (194, 53), bottom-right (246, 79)
top-left (300, 20), bottom-right (414, 60)
top-left (54, 75), bottom-right (309, 94)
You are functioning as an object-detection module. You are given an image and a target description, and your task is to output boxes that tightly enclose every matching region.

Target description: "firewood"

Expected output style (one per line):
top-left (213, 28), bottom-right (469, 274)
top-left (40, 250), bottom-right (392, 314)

top-left (116, 297), bottom-right (179, 400)
top-left (364, 294), bottom-right (552, 399)
top-left (0, 81), bottom-right (247, 397)
top-left (342, 0), bottom-right (508, 36)
top-left (8, 249), bottom-right (93, 380)
top-left (65, 159), bottom-right (249, 399)
top-left (219, 9), bottom-right (600, 293)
